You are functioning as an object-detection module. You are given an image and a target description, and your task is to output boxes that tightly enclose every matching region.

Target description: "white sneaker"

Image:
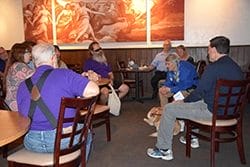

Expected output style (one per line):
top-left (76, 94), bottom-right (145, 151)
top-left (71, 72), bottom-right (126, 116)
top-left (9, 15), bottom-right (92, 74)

top-left (147, 148), bottom-right (173, 161)
top-left (179, 136), bottom-right (200, 148)
top-left (179, 120), bottom-right (185, 132)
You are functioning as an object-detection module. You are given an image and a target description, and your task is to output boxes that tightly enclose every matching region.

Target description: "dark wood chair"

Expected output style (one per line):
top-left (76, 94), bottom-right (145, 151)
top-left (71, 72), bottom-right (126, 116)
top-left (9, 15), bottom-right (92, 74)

top-left (185, 79), bottom-right (249, 167)
top-left (67, 64), bottom-right (82, 74)
top-left (7, 96), bottom-right (96, 167)
top-left (81, 104), bottom-right (111, 142)
top-left (117, 61), bottom-right (144, 97)
top-left (195, 60), bottom-right (207, 78)
top-left (245, 72), bottom-right (250, 102)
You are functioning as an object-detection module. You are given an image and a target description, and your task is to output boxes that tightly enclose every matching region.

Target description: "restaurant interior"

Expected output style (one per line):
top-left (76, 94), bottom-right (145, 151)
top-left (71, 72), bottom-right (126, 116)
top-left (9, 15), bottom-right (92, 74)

top-left (0, 0), bottom-right (250, 167)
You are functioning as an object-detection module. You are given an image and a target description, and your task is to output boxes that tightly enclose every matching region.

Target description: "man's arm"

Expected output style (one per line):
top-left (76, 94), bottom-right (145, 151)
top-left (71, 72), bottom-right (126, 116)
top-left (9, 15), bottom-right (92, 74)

top-left (82, 81), bottom-right (100, 97)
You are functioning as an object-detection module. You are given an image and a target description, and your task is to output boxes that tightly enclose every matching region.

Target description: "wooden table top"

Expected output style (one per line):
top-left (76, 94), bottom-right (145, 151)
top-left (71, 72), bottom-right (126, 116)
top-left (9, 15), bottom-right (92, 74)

top-left (0, 110), bottom-right (30, 147)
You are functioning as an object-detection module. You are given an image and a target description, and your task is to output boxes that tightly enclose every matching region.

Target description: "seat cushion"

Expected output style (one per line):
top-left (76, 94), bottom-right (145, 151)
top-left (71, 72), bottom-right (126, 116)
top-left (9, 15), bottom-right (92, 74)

top-left (191, 118), bottom-right (237, 126)
top-left (7, 148), bottom-right (80, 166)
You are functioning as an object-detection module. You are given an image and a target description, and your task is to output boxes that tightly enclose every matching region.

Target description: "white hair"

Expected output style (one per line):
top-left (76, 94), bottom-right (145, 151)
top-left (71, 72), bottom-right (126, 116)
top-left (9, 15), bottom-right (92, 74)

top-left (32, 43), bottom-right (55, 67)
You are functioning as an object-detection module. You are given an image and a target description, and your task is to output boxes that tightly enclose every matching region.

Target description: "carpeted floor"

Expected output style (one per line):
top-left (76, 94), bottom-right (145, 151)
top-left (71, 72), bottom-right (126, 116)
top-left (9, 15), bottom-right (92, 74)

top-left (1, 99), bottom-right (250, 167)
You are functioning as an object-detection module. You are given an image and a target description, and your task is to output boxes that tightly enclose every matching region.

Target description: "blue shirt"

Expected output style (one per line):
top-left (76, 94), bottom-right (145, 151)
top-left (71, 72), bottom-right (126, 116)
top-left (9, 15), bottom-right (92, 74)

top-left (83, 58), bottom-right (112, 78)
top-left (184, 56), bottom-right (244, 112)
top-left (17, 65), bottom-right (89, 130)
top-left (164, 61), bottom-right (198, 93)
top-left (0, 59), bottom-right (5, 72)
top-left (151, 51), bottom-right (168, 72)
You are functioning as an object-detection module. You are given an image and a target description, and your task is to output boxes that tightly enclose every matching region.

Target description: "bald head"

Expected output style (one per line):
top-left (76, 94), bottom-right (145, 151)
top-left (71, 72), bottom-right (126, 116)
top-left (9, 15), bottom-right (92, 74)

top-left (163, 39), bottom-right (171, 52)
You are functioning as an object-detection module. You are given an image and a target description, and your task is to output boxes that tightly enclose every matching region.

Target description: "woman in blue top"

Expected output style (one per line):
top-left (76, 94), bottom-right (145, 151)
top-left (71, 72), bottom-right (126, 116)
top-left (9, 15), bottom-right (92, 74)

top-left (159, 52), bottom-right (198, 108)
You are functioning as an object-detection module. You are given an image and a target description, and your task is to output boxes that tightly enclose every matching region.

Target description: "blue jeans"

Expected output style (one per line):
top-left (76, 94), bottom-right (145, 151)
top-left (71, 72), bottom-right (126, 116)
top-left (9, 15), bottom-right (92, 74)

top-left (24, 125), bottom-right (92, 160)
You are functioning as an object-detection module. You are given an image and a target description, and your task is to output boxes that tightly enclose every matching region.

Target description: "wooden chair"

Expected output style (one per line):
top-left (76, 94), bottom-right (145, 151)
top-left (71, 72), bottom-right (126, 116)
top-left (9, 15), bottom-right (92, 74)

top-left (117, 61), bottom-right (144, 97)
top-left (245, 72), bottom-right (250, 102)
top-left (67, 64), bottom-right (82, 74)
top-left (185, 79), bottom-right (249, 167)
top-left (195, 60), bottom-right (207, 78)
top-left (7, 96), bottom-right (96, 167)
top-left (82, 104), bottom-right (111, 142)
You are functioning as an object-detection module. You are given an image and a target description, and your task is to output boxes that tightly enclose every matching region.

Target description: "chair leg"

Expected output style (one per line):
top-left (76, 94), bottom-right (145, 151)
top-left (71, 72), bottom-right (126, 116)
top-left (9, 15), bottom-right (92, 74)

top-left (215, 133), bottom-right (219, 152)
top-left (105, 113), bottom-right (111, 142)
top-left (186, 121), bottom-right (191, 157)
top-left (140, 82), bottom-right (144, 97)
top-left (236, 125), bottom-right (246, 164)
top-left (2, 145), bottom-right (8, 158)
top-left (211, 131), bottom-right (216, 167)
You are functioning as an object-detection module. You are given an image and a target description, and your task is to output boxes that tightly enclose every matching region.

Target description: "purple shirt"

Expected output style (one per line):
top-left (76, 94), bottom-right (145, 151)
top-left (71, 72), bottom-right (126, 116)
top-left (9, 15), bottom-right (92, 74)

top-left (83, 58), bottom-right (112, 78)
top-left (17, 65), bottom-right (89, 131)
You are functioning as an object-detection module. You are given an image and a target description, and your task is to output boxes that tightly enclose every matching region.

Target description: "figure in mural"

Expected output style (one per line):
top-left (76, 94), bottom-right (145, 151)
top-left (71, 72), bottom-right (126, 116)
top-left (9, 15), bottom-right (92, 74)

top-left (23, 4), bottom-right (34, 33)
top-left (68, 2), bottom-right (105, 43)
top-left (56, 3), bottom-right (74, 41)
top-left (22, 0), bottom-right (184, 43)
top-left (32, 4), bottom-right (52, 42)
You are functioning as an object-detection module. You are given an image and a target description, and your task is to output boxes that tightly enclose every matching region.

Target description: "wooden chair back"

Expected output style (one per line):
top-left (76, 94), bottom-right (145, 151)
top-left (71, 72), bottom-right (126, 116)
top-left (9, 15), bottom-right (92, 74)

top-left (54, 96), bottom-right (96, 167)
top-left (7, 96), bottom-right (97, 167)
top-left (186, 79), bottom-right (249, 167)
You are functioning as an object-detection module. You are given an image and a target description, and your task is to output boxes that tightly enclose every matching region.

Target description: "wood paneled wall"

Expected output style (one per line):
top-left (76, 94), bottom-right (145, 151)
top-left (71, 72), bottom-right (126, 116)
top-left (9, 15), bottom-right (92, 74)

top-left (61, 45), bottom-right (250, 95)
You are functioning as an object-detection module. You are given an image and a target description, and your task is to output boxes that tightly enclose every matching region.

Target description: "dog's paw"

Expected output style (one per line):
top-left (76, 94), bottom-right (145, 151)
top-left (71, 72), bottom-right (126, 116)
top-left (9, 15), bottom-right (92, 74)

top-left (149, 132), bottom-right (158, 137)
top-left (143, 118), bottom-right (154, 126)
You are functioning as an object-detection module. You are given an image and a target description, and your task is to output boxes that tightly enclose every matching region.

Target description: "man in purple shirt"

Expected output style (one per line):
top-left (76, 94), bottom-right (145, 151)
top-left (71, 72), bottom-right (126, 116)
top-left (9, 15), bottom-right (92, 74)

top-left (83, 41), bottom-right (129, 104)
top-left (17, 43), bottom-right (99, 158)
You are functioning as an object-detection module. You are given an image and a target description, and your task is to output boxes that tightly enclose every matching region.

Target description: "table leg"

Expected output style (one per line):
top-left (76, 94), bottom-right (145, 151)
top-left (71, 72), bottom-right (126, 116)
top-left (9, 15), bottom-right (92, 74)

top-left (135, 72), bottom-right (143, 103)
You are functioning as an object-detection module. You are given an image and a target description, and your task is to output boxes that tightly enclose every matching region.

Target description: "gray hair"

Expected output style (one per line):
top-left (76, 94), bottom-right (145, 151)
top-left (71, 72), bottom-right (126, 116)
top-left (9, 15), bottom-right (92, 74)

top-left (32, 43), bottom-right (55, 66)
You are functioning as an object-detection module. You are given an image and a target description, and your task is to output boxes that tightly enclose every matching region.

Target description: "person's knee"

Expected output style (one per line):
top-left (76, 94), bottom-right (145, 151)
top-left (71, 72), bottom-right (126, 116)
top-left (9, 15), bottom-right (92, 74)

top-left (101, 87), bottom-right (109, 96)
top-left (118, 84), bottom-right (129, 98)
top-left (164, 103), bottom-right (178, 115)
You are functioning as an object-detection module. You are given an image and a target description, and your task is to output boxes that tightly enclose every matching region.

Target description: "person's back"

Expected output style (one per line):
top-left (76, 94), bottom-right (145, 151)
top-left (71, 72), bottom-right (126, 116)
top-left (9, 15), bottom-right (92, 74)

top-left (17, 66), bottom-right (89, 130)
top-left (16, 43), bottom-right (99, 159)
top-left (193, 56), bottom-right (243, 111)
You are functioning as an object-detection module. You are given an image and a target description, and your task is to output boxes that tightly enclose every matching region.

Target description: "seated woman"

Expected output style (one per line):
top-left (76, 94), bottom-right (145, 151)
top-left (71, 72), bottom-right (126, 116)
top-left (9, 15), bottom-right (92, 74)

top-left (176, 44), bottom-right (195, 65)
top-left (5, 43), bottom-right (35, 111)
top-left (83, 41), bottom-right (129, 104)
top-left (144, 53), bottom-right (198, 136)
top-left (159, 52), bottom-right (198, 108)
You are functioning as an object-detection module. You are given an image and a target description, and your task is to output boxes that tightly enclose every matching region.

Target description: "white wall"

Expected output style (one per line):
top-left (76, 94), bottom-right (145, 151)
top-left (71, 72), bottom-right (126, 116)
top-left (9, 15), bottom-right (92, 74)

top-left (0, 0), bottom-right (250, 49)
top-left (0, 0), bottom-right (24, 49)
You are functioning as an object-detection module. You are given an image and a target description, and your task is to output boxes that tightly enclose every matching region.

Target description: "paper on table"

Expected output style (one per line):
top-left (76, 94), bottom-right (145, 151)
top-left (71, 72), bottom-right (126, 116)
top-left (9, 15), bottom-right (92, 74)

top-left (173, 91), bottom-right (185, 101)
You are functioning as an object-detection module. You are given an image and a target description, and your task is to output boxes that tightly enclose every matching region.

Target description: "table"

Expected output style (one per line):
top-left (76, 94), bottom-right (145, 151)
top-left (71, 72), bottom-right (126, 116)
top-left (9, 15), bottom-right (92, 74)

top-left (0, 110), bottom-right (30, 147)
top-left (118, 67), bottom-right (153, 102)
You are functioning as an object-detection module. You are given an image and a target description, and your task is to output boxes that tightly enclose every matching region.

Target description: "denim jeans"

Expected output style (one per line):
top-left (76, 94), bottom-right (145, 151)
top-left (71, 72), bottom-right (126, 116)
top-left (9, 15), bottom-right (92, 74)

top-left (24, 125), bottom-right (92, 160)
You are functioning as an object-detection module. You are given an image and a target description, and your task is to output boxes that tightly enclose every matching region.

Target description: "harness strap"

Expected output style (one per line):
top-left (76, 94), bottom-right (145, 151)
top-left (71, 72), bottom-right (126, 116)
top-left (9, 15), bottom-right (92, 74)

top-left (25, 69), bottom-right (57, 128)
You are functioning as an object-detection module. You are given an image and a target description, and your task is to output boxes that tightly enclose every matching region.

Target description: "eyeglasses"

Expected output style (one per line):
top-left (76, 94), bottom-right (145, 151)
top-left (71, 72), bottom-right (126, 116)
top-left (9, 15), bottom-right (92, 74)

top-left (93, 48), bottom-right (102, 52)
top-left (25, 49), bottom-right (31, 54)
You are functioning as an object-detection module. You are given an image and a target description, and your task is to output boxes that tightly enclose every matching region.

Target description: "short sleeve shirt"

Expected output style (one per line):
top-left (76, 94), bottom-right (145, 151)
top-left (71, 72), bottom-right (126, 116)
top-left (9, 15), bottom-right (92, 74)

top-left (83, 58), bottom-right (112, 78)
top-left (5, 62), bottom-right (34, 111)
top-left (151, 51), bottom-right (168, 72)
top-left (17, 65), bottom-right (89, 130)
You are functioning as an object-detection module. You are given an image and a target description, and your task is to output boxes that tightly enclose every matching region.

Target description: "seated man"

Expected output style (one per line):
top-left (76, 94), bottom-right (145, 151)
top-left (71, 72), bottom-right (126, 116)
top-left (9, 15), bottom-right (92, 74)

top-left (149, 39), bottom-right (171, 98)
top-left (17, 43), bottom-right (100, 159)
top-left (83, 41), bottom-right (129, 104)
top-left (159, 52), bottom-right (198, 108)
top-left (0, 47), bottom-right (8, 77)
top-left (147, 36), bottom-right (244, 161)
